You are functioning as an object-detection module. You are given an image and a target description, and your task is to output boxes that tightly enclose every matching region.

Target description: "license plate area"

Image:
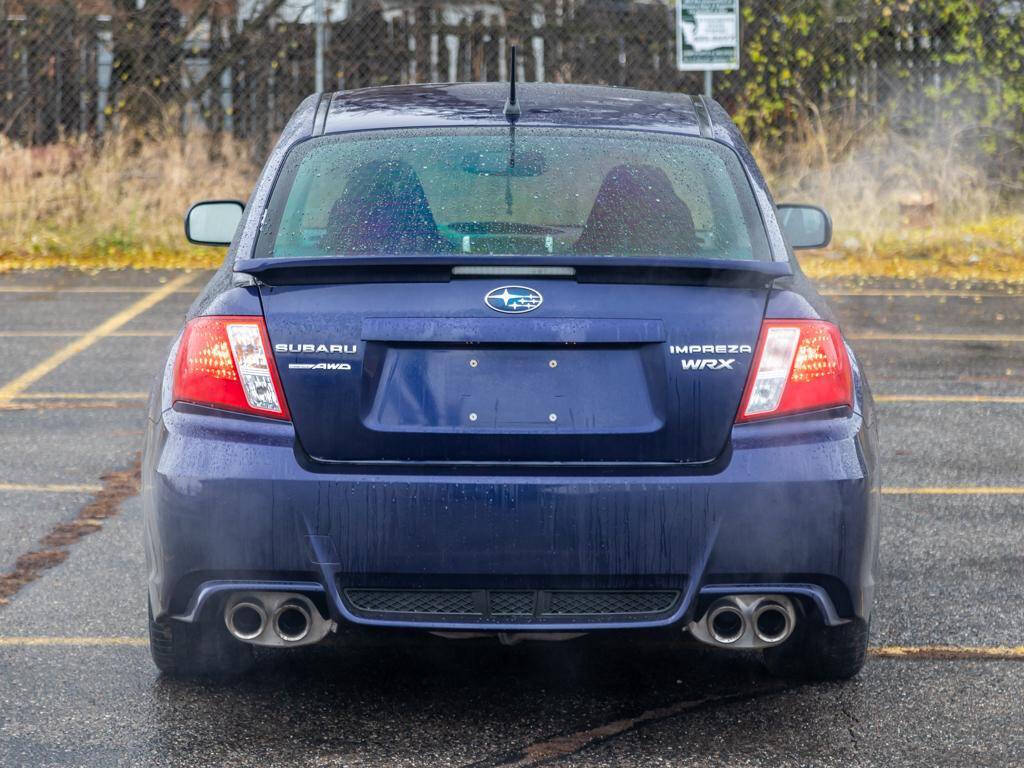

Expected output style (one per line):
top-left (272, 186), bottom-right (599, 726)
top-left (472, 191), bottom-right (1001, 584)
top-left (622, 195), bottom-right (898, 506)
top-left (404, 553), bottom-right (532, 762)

top-left (363, 344), bottom-right (662, 433)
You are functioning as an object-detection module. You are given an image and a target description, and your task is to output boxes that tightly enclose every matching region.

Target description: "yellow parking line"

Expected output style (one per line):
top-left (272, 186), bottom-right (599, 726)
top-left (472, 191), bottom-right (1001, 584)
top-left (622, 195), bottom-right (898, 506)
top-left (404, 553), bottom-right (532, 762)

top-left (0, 636), bottom-right (147, 646)
top-left (27, 391), bottom-right (1018, 405)
top-left (7, 330), bottom-right (1023, 343)
top-left (0, 482), bottom-right (103, 493)
top-left (871, 645), bottom-right (1024, 660)
top-left (0, 286), bottom-right (196, 294)
top-left (0, 285), bottom-right (1011, 298)
top-left (849, 332), bottom-right (1024, 343)
top-left (0, 273), bottom-right (194, 406)
top-left (0, 637), bottom-right (1018, 659)
top-left (875, 394), bottom-right (1024, 404)
top-left (1, 481), bottom-right (1013, 496)
top-left (882, 486), bottom-right (1024, 495)
top-left (13, 392), bottom-right (148, 400)
top-left (0, 401), bottom-right (142, 411)
top-left (822, 289), bottom-right (1020, 298)
top-left (0, 332), bottom-right (167, 338)
top-left (0, 331), bottom-right (82, 337)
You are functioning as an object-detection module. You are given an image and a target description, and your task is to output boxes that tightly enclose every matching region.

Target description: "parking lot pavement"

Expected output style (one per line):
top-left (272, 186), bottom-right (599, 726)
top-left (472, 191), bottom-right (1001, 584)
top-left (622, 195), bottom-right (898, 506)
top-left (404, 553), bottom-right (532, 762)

top-left (0, 270), bottom-right (1022, 767)
top-left (0, 491), bottom-right (95, 577)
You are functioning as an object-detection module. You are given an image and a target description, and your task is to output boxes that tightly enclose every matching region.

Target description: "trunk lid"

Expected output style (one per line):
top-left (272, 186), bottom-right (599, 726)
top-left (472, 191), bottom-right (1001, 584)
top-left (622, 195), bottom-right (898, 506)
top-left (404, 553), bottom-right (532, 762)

top-left (257, 272), bottom-right (768, 465)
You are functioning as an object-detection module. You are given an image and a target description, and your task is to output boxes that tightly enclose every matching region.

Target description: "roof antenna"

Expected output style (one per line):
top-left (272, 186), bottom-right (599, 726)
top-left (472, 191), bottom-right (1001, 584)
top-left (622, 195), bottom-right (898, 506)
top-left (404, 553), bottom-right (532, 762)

top-left (503, 44), bottom-right (521, 121)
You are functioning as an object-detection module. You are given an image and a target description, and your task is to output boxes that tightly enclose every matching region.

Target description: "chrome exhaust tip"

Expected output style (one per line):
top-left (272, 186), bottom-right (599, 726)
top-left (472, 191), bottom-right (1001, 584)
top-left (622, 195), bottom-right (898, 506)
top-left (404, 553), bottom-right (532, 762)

top-left (225, 601), bottom-right (266, 641)
top-left (708, 603), bottom-right (745, 644)
top-left (222, 591), bottom-right (332, 647)
top-left (686, 594), bottom-right (797, 650)
top-left (753, 601), bottom-right (793, 644)
top-left (272, 602), bottom-right (311, 643)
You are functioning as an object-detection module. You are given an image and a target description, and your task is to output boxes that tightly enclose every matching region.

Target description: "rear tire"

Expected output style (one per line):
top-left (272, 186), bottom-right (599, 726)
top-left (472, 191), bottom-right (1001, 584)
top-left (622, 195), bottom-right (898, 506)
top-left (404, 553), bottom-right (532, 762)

top-left (762, 617), bottom-right (869, 681)
top-left (148, 598), bottom-right (254, 678)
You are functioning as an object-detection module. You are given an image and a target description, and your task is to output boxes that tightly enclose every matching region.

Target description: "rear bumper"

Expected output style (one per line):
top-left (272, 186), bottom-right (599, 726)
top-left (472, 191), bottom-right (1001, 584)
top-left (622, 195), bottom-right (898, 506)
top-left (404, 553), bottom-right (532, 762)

top-left (144, 405), bottom-right (879, 631)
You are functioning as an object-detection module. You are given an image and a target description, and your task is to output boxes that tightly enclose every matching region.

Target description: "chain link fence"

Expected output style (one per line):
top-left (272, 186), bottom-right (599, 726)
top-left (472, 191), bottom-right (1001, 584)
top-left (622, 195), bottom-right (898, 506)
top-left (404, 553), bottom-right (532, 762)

top-left (2, 1), bottom-right (1022, 182)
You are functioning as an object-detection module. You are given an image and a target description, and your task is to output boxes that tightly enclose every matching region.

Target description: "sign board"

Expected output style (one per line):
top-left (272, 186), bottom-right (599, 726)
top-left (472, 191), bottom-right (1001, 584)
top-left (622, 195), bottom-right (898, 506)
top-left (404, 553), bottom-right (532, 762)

top-left (676, 0), bottom-right (740, 71)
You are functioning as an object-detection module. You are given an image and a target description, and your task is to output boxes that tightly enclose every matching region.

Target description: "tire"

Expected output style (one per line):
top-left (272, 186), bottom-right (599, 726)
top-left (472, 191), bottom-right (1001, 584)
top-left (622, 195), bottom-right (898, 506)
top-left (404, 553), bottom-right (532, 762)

top-left (148, 598), bottom-right (255, 678)
top-left (762, 617), bottom-right (869, 681)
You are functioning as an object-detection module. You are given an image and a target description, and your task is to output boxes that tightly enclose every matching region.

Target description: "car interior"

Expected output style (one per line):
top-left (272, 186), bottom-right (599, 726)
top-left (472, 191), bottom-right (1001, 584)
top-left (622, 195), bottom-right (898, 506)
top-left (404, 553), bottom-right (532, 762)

top-left (318, 159), bottom-right (700, 257)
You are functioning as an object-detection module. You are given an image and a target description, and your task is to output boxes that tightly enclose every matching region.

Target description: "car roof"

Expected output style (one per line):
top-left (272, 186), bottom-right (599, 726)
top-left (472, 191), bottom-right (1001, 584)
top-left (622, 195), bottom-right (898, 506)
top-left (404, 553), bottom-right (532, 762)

top-left (319, 82), bottom-right (714, 137)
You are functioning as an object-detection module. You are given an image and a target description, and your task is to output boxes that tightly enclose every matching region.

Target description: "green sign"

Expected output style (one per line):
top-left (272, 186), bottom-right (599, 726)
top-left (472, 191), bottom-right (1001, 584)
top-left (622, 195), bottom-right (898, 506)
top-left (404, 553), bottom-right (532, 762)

top-left (676, 0), bottom-right (740, 71)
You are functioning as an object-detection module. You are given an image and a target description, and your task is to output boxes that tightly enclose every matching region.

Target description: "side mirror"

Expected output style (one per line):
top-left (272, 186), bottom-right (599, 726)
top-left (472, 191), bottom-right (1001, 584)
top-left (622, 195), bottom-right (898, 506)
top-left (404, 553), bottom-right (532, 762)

top-left (185, 200), bottom-right (245, 246)
top-left (778, 204), bottom-right (832, 249)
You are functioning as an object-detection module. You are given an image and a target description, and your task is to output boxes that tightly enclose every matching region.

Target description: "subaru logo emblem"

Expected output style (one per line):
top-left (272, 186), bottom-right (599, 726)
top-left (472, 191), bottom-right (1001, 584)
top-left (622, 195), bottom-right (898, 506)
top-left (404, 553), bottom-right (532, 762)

top-left (484, 285), bottom-right (543, 314)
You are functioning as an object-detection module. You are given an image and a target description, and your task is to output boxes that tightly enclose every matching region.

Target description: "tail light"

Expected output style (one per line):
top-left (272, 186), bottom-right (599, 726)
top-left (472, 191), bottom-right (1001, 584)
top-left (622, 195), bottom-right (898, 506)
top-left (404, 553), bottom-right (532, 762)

top-left (173, 315), bottom-right (290, 420)
top-left (737, 319), bottom-right (852, 422)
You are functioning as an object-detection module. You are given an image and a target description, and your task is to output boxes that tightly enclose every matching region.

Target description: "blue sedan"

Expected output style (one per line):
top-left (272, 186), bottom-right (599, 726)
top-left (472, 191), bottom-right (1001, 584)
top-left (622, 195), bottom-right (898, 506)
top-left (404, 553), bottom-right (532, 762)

top-left (144, 79), bottom-right (878, 680)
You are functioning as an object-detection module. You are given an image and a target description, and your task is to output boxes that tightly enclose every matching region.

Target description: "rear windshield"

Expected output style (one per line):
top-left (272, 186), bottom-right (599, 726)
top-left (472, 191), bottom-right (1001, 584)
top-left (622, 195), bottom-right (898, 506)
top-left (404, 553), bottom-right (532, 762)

top-left (256, 127), bottom-right (770, 261)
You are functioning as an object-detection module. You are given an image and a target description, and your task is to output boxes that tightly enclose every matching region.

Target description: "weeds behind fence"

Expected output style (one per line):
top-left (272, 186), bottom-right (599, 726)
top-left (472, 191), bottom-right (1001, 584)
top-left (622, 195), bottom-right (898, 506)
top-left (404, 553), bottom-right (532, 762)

top-left (0, 126), bottom-right (254, 268)
top-left (1, 1), bottom-right (1022, 277)
top-left (2, 2), bottom-right (1022, 184)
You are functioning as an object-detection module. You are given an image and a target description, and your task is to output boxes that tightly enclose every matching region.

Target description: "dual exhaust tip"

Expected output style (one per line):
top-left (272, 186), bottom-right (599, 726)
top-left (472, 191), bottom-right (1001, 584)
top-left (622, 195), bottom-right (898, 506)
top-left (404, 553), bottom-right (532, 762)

top-left (708, 599), bottom-right (792, 644)
top-left (224, 592), bottom-right (331, 647)
top-left (226, 600), bottom-right (311, 643)
top-left (688, 594), bottom-right (796, 650)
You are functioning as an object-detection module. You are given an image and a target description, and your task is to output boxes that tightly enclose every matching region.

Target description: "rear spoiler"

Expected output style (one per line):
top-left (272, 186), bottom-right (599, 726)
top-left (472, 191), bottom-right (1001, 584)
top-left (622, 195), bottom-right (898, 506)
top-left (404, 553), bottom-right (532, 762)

top-left (235, 255), bottom-right (792, 288)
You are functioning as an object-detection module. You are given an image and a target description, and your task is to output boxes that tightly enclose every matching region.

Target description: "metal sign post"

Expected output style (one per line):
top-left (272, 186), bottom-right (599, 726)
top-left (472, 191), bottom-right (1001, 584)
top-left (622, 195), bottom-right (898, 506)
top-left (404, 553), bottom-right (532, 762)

top-left (676, 0), bottom-right (740, 98)
top-left (314, 0), bottom-right (325, 92)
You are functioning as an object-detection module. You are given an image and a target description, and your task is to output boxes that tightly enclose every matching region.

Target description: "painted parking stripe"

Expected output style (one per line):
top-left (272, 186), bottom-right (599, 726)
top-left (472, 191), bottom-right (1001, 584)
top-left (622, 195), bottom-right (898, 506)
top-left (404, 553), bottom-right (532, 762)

top-left (0, 401), bottom-right (141, 412)
top-left (0, 482), bottom-right (103, 493)
top-left (0, 285), bottom-right (1014, 299)
top-left (0, 330), bottom-right (175, 338)
top-left (882, 486), bottom-right (1024, 495)
top-left (0, 637), bottom-right (1019, 662)
top-left (848, 332), bottom-right (1024, 343)
top-left (875, 394), bottom-right (1024, 404)
top-left (871, 645), bottom-right (1024, 660)
top-left (0, 273), bottom-right (194, 406)
top-left (0, 636), bottom-right (148, 646)
top-left (14, 392), bottom-right (1024, 408)
top-left (6, 330), bottom-right (1023, 343)
top-left (0, 391), bottom-right (150, 411)
top-left (0, 331), bottom-right (87, 338)
top-left (0, 479), bottom-right (1012, 500)
top-left (1, 481), bottom-right (1015, 495)
top-left (13, 392), bottom-right (148, 400)
top-left (8, 393), bottom-right (1024, 409)
top-left (8, 392), bottom-right (1024, 406)
top-left (8, 392), bottom-right (1024, 409)
top-left (9, 331), bottom-right (1023, 342)
top-left (0, 285), bottom-right (197, 294)
top-left (821, 289), bottom-right (1021, 298)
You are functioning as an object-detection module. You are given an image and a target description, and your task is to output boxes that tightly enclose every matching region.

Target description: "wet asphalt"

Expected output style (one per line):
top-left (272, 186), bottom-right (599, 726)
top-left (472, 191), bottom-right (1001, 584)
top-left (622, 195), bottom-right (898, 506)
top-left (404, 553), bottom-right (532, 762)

top-left (0, 270), bottom-right (1022, 767)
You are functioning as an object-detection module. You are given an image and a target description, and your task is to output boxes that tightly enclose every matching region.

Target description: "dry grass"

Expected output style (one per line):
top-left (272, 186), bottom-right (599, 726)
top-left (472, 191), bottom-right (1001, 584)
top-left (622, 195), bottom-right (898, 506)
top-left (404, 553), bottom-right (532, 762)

top-left (0, 127), bottom-right (257, 271)
top-left (798, 215), bottom-right (1024, 285)
top-left (1, 118), bottom-right (1021, 281)
top-left (751, 109), bottom-right (1024, 284)
top-left (752, 110), bottom-right (1000, 235)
